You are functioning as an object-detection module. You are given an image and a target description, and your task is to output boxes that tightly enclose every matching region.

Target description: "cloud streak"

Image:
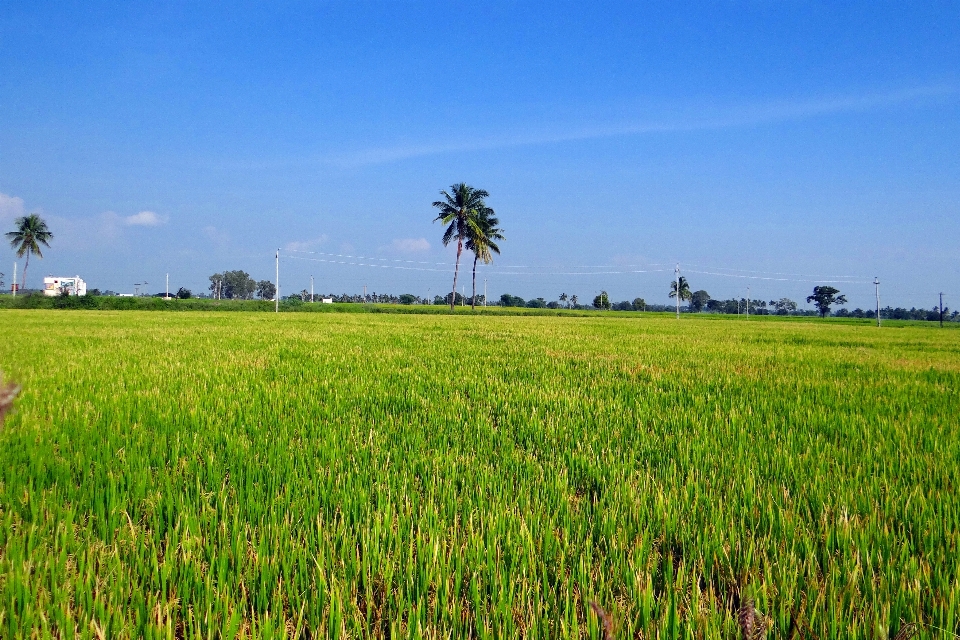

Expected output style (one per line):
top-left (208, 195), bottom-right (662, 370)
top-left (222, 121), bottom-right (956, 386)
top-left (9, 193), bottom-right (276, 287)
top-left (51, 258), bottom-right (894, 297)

top-left (0, 193), bottom-right (26, 222)
top-left (203, 225), bottom-right (230, 249)
top-left (125, 210), bottom-right (168, 226)
top-left (389, 237), bottom-right (431, 253)
top-left (331, 84), bottom-right (957, 166)
top-left (286, 235), bottom-right (328, 252)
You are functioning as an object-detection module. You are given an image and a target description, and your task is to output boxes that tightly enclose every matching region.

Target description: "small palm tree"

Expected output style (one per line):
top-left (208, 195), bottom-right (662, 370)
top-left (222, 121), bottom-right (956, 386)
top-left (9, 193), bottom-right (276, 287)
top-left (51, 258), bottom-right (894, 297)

top-left (560, 293), bottom-right (568, 308)
top-left (669, 276), bottom-right (692, 302)
top-left (465, 206), bottom-right (504, 310)
top-left (6, 214), bottom-right (53, 290)
top-left (433, 183), bottom-right (489, 311)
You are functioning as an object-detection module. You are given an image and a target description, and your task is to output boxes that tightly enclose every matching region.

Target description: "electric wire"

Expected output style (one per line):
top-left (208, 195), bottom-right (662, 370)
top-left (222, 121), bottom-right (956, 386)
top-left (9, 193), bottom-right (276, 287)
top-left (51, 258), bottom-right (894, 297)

top-left (282, 249), bottom-right (870, 283)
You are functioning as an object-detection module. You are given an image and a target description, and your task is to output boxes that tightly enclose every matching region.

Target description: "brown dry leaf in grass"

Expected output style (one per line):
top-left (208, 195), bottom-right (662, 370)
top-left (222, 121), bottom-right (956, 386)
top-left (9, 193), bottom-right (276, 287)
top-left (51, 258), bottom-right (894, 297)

top-left (588, 601), bottom-right (613, 640)
top-left (891, 622), bottom-right (919, 640)
top-left (0, 371), bottom-right (20, 425)
top-left (739, 599), bottom-right (767, 640)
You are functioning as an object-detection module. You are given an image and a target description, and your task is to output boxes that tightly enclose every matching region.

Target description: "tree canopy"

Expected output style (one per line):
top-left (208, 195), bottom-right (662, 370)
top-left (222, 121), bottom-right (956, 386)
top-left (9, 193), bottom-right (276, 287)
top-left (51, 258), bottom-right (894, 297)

top-left (6, 214), bottom-right (53, 289)
top-left (689, 290), bottom-right (710, 312)
top-left (669, 276), bottom-right (692, 302)
top-left (209, 271), bottom-right (257, 300)
top-left (433, 183), bottom-right (489, 310)
top-left (593, 291), bottom-right (611, 310)
top-left (256, 280), bottom-right (276, 301)
top-left (807, 286), bottom-right (847, 318)
top-left (465, 206), bottom-right (504, 310)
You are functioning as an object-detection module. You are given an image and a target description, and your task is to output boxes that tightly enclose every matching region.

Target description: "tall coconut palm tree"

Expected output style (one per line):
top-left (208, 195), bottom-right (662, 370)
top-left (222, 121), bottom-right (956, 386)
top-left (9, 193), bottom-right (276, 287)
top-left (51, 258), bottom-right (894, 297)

top-left (6, 214), bottom-right (53, 290)
top-left (465, 206), bottom-right (504, 310)
top-left (669, 276), bottom-right (692, 303)
top-left (433, 183), bottom-right (489, 310)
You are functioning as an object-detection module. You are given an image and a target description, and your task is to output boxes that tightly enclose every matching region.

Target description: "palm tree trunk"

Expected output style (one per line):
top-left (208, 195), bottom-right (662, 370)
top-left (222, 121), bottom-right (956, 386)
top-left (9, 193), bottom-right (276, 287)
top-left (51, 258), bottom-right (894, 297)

top-left (450, 240), bottom-right (462, 311)
top-left (471, 255), bottom-right (478, 310)
top-left (21, 250), bottom-right (30, 290)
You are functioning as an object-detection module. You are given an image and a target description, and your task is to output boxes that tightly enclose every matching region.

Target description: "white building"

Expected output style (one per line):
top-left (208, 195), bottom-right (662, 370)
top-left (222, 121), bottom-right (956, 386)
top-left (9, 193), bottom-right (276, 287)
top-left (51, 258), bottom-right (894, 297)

top-left (43, 276), bottom-right (87, 297)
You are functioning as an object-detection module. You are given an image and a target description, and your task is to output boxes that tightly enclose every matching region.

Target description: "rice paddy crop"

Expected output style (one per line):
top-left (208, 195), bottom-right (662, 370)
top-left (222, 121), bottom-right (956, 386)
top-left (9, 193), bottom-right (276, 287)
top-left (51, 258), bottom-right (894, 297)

top-left (0, 310), bottom-right (958, 639)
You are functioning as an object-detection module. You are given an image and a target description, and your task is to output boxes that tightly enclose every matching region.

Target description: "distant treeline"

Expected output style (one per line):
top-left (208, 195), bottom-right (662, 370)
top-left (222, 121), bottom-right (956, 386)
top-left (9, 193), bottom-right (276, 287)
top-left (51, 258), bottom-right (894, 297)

top-left (3, 290), bottom-right (954, 322)
top-left (273, 293), bottom-right (949, 322)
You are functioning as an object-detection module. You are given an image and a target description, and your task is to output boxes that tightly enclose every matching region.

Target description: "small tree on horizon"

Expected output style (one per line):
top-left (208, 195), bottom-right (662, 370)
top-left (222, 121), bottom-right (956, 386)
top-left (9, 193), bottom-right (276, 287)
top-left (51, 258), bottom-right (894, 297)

top-left (669, 276), bottom-right (692, 304)
top-left (256, 280), bottom-right (276, 300)
top-left (689, 289), bottom-right (710, 312)
top-left (771, 298), bottom-right (798, 315)
top-left (433, 183), bottom-right (489, 311)
top-left (465, 206), bottom-right (504, 310)
top-left (807, 286), bottom-right (847, 318)
top-left (593, 291), bottom-right (611, 310)
top-left (6, 214), bottom-right (53, 290)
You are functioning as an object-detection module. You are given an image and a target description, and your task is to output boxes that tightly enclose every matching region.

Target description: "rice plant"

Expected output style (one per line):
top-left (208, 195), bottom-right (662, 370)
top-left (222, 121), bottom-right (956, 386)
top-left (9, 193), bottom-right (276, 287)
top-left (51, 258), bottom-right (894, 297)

top-left (0, 310), bottom-right (957, 638)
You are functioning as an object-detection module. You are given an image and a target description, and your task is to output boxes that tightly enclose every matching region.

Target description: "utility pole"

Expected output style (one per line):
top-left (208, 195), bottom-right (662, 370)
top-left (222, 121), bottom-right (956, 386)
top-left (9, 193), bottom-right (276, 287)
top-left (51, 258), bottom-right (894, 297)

top-left (11, 263), bottom-right (16, 297)
top-left (275, 250), bottom-right (279, 313)
top-left (874, 277), bottom-right (880, 327)
top-left (166, 273), bottom-right (169, 299)
top-left (363, 284), bottom-right (367, 303)
top-left (311, 275), bottom-right (314, 303)
top-left (675, 264), bottom-right (680, 320)
top-left (484, 279), bottom-right (487, 307)
top-left (940, 292), bottom-right (944, 328)
top-left (746, 286), bottom-right (750, 318)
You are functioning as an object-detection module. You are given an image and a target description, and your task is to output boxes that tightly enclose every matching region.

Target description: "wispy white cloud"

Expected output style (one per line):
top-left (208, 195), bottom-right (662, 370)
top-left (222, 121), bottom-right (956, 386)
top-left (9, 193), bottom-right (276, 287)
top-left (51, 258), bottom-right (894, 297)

top-left (0, 192), bottom-right (25, 222)
top-left (97, 212), bottom-right (123, 241)
top-left (125, 210), bottom-right (168, 226)
top-left (37, 209), bottom-right (167, 253)
top-left (285, 235), bottom-right (328, 252)
top-left (30, 211), bottom-right (121, 252)
top-left (203, 225), bottom-right (230, 249)
top-left (388, 237), bottom-right (431, 253)
top-left (331, 84), bottom-right (957, 166)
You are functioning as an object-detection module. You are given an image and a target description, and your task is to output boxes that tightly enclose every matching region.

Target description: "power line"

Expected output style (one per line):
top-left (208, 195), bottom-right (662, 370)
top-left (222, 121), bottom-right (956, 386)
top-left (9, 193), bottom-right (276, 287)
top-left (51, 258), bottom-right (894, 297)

top-left (282, 248), bottom-right (875, 283)
top-left (682, 262), bottom-right (866, 280)
top-left (283, 247), bottom-right (675, 270)
top-left (684, 268), bottom-right (871, 284)
top-left (284, 254), bottom-right (454, 273)
top-left (284, 248), bottom-right (456, 266)
top-left (283, 253), bottom-right (673, 276)
top-left (278, 244), bottom-right (957, 310)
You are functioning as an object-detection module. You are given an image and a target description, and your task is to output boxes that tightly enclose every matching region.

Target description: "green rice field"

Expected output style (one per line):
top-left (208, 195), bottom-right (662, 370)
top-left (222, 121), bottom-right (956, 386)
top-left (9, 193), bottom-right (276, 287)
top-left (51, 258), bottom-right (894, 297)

top-left (0, 310), bottom-right (958, 639)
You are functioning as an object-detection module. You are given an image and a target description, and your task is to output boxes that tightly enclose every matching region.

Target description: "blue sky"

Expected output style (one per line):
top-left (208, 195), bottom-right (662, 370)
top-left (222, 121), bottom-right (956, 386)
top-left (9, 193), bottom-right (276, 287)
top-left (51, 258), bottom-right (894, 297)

top-left (2, 1), bottom-right (958, 309)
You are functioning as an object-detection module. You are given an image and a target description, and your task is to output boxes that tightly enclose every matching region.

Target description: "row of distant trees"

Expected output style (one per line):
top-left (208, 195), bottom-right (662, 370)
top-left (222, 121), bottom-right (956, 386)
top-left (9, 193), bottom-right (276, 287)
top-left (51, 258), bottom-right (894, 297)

top-left (49, 279), bottom-right (958, 321)
top-left (4, 209), bottom-right (948, 321)
top-left (207, 271), bottom-right (275, 300)
top-left (195, 270), bottom-right (957, 320)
